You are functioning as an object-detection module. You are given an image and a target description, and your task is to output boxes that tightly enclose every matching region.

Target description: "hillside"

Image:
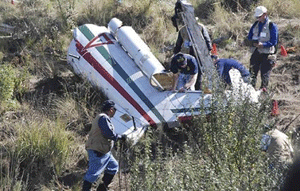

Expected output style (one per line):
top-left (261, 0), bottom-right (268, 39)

top-left (1, 0), bottom-right (300, 190)
top-left (267, 17), bottom-right (300, 138)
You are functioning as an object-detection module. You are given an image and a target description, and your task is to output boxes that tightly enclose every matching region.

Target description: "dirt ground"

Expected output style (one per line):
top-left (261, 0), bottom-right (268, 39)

top-left (267, 18), bottom-right (300, 147)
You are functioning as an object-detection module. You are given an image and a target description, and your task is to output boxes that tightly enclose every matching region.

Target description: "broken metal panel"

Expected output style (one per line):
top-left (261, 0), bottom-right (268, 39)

top-left (176, 0), bottom-right (219, 88)
top-left (0, 23), bottom-right (15, 34)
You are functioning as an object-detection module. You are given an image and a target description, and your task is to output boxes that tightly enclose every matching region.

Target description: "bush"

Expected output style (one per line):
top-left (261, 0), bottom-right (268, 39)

top-left (0, 64), bottom-right (15, 103)
top-left (129, 91), bottom-right (287, 190)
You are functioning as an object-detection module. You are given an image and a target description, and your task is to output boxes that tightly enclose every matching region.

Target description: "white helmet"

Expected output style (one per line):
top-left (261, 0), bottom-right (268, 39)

top-left (254, 6), bottom-right (267, 18)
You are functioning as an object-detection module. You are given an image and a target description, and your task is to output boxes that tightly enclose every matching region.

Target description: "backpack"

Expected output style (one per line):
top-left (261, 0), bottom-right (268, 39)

top-left (252, 21), bottom-right (279, 54)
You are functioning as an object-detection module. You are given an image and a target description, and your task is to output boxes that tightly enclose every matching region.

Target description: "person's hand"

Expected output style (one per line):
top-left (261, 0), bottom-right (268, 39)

top-left (178, 87), bottom-right (186, 92)
top-left (254, 42), bottom-right (264, 48)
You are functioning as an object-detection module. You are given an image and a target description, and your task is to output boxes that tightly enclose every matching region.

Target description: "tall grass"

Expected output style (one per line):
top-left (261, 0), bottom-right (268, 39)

top-left (260, 0), bottom-right (300, 18)
top-left (0, 103), bottom-right (76, 190)
top-left (210, 3), bottom-right (249, 42)
top-left (14, 117), bottom-right (73, 173)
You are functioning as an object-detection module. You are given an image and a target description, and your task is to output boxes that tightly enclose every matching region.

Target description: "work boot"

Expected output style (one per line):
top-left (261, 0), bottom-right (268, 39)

top-left (96, 183), bottom-right (107, 191)
top-left (96, 173), bottom-right (115, 191)
top-left (82, 180), bottom-right (92, 191)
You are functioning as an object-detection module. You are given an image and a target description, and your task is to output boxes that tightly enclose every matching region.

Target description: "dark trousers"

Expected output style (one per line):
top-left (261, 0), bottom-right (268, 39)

top-left (195, 72), bottom-right (202, 90)
top-left (188, 49), bottom-right (203, 90)
top-left (249, 49), bottom-right (273, 89)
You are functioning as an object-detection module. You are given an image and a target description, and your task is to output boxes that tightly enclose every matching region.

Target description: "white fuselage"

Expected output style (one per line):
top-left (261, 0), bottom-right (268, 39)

top-left (67, 21), bottom-right (212, 139)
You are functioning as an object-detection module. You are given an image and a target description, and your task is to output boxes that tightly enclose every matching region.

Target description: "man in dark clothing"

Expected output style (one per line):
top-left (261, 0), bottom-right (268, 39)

top-left (173, 21), bottom-right (212, 56)
top-left (82, 100), bottom-right (126, 191)
top-left (170, 53), bottom-right (198, 92)
top-left (247, 6), bottom-right (278, 90)
top-left (212, 56), bottom-right (250, 86)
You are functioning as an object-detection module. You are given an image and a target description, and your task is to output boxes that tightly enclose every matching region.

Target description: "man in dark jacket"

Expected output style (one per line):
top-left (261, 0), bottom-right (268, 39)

top-left (170, 53), bottom-right (198, 92)
top-left (212, 56), bottom-right (250, 86)
top-left (82, 100), bottom-right (126, 191)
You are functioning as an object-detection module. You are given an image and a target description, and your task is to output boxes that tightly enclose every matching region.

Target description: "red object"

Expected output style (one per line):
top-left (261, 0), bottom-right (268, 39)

top-left (211, 43), bottom-right (218, 55)
top-left (280, 45), bottom-right (288, 56)
top-left (11, 0), bottom-right (14, 4)
top-left (271, 100), bottom-right (280, 116)
top-left (178, 116), bottom-right (193, 123)
top-left (261, 87), bottom-right (267, 92)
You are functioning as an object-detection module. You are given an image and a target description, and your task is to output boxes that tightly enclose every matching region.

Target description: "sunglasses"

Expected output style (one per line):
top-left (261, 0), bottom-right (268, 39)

top-left (256, 14), bottom-right (264, 19)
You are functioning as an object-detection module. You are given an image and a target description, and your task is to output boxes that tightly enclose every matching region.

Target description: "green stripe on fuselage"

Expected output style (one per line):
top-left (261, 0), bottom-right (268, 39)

top-left (171, 108), bottom-right (202, 113)
top-left (78, 25), bottom-right (166, 123)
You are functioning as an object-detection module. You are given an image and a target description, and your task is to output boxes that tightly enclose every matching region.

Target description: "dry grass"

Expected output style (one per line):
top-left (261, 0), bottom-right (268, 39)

top-left (260, 0), bottom-right (300, 18)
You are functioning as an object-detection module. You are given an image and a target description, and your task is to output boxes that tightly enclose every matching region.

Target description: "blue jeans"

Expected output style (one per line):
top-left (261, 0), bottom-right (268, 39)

top-left (176, 73), bottom-right (196, 90)
top-left (83, 150), bottom-right (118, 183)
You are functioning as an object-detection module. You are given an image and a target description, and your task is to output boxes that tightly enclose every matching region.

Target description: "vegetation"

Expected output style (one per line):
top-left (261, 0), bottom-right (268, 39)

top-left (0, 0), bottom-right (298, 190)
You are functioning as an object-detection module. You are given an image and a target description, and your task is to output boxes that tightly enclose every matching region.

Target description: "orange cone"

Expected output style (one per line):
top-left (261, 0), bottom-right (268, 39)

top-left (271, 100), bottom-right (280, 116)
top-left (211, 43), bottom-right (218, 55)
top-left (280, 45), bottom-right (288, 57)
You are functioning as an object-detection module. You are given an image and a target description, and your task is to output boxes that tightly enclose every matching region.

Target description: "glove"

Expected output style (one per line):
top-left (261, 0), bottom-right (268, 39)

top-left (120, 134), bottom-right (127, 142)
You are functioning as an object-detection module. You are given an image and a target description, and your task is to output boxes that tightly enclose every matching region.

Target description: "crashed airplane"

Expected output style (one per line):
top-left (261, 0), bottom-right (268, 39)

top-left (67, 17), bottom-right (213, 144)
top-left (66, 1), bottom-right (262, 144)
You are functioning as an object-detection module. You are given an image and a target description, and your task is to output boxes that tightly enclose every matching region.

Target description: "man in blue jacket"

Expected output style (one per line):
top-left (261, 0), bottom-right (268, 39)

top-left (247, 6), bottom-right (278, 90)
top-left (212, 55), bottom-right (250, 86)
top-left (170, 53), bottom-right (198, 92)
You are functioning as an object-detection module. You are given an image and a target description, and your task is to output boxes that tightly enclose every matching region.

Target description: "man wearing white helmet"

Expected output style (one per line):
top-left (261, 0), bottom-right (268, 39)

top-left (247, 6), bottom-right (278, 90)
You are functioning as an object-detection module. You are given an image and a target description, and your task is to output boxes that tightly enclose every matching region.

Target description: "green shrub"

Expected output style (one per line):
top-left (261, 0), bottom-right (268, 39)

top-left (0, 64), bottom-right (14, 99)
top-left (129, 91), bottom-right (287, 190)
top-left (0, 63), bottom-right (29, 110)
top-left (0, 64), bottom-right (16, 105)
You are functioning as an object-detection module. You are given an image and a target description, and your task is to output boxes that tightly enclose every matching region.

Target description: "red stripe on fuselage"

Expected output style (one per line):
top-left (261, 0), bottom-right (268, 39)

top-left (75, 40), bottom-right (156, 127)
